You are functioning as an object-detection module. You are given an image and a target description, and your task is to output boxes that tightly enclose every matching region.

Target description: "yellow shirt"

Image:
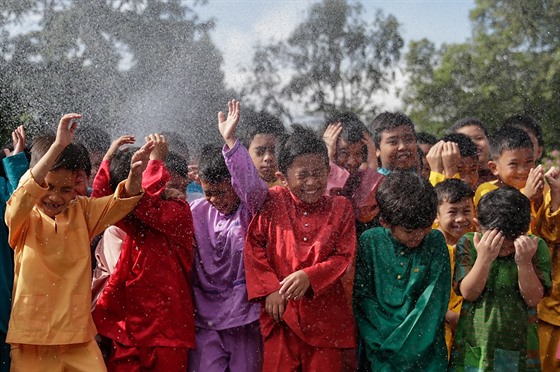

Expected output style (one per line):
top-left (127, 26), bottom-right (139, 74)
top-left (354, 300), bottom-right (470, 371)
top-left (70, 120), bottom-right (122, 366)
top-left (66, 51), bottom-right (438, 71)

top-left (445, 243), bottom-right (463, 357)
top-left (5, 171), bottom-right (142, 345)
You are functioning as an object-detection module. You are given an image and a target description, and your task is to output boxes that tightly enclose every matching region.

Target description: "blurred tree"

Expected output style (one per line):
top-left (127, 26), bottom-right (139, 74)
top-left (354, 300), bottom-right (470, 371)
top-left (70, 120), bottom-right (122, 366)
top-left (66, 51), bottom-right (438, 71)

top-left (242, 0), bottom-right (403, 124)
top-left (403, 0), bottom-right (560, 149)
top-left (0, 0), bottom-right (228, 151)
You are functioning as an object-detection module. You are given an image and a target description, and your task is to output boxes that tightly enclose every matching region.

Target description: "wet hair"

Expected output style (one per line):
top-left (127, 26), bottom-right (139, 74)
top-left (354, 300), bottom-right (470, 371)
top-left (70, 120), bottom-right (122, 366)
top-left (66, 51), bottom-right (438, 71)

top-left (441, 133), bottom-right (478, 160)
top-left (376, 171), bottom-right (437, 229)
top-left (75, 126), bottom-right (111, 155)
top-left (160, 131), bottom-right (190, 161)
top-left (489, 126), bottom-right (533, 160)
top-left (416, 132), bottom-right (438, 146)
top-left (323, 112), bottom-right (368, 143)
top-left (108, 148), bottom-right (135, 191)
top-left (434, 179), bottom-right (474, 206)
top-left (75, 142), bottom-right (92, 178)
top-left (477, 186), bottom-right (531, 240)
top-left (29, 134), bottom-right (89, 173)
top-left (198, 144), bottom-right (230, 184)
top-left (239, 111), bottom-right (285, 149)
top-left (450, 117), bottom-right (489, 137)
top-left (370, 112), bottom-right (415, 147)
top-left (501, 114), bottom-right (544, 148)
top-left (165, 151), bottom-right (188, 178)
top-left (276, 124), bottom-right (329, 175)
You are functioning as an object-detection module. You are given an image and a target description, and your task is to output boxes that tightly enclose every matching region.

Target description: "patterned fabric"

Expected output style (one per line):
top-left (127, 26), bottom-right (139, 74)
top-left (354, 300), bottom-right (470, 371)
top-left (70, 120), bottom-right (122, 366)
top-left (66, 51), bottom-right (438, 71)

top-left (449, 233), bottom-right (552, 371)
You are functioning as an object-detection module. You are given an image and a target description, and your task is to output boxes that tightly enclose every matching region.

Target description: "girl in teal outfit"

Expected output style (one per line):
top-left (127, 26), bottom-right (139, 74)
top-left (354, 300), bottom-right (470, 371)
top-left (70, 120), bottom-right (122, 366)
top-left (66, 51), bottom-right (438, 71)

top-left (449, 187), bottom-right (552, 371)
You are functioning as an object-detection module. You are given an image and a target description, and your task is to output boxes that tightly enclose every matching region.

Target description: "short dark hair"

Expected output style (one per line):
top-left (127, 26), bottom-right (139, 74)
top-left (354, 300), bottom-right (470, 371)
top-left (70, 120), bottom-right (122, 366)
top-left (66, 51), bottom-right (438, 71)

top-left (30, 134), bottom-right (88, 173)
top-left (324, 112), bottom-right (368, 143)
top-left (165, 151), bottom-right (188, 178)
top-left (451, 117), bottom-right (489, 137)
top-left (277, 124), bottom-right (329, 175)
top-left (477, 186), bottom-right (531, 240)
top-left (239, 111), bottom-right (285, 149)
top-left (376, 171), bottom-right (437, 229)
top-left (75, 126), bottom-right (111, 154)
top-left (370, 112), bottom-right (415, 147)
top-left (441, 133), bottom-right (478, 159)
top-left (416, 132), bottom-right (438, 146)
top-left (489, 126), bottom-right (533, 160)
top-left (434, 179), bottom-right (474, 206)
top-left (501, 114), bottom-right (544, 147)
top-left (75, 142), bottom-right (92, 178)
top-left (198, 144), bottom-right (230, 183)
top-left (160, 131), bottom-right (190, 161)
top-left (109, 148), bottom-right (135, 191)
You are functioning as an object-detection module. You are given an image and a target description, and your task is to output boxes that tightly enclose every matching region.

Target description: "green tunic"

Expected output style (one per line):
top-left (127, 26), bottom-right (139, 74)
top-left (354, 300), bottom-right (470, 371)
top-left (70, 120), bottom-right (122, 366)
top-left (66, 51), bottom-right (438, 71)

top-left (449, 233), bottom-right (552, 371)
top-left (353, 228), bottom-right (450, 371)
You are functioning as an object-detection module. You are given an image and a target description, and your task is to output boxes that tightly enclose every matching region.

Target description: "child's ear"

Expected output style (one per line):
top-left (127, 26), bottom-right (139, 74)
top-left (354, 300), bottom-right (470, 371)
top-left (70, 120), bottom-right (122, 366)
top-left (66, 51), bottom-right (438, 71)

top-left (275, 171), bottom-right (288, 187)
top-left (487, 160), bottom-right (499, 176)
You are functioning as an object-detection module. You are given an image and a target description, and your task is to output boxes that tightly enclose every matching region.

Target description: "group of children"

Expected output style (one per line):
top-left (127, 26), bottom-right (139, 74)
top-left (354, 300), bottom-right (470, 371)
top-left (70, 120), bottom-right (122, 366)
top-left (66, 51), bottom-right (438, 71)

top-left (0, 102), bottom-right (559, 371)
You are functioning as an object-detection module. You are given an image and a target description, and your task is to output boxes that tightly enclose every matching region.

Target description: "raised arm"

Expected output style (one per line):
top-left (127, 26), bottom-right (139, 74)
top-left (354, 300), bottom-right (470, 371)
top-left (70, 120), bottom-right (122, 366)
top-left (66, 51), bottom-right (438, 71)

top-left (515, 235), bottom-right (544, 307)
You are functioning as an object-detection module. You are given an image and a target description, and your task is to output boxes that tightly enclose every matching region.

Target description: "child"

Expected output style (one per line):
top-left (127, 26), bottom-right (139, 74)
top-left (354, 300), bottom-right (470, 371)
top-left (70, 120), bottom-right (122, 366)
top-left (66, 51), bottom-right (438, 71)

top-left (239, 110), bottom-right (286, 187)
top-left (5, 114), bottom-right (151, 371)
top-left (244, 124), bottom-right (356, 371)
top-left (353, 171), bottom-right (450, 370)
top-left (427, 133), bottom-right (479, 190)
top-left (92, 133), bottom-right (196, 371)
top-left (449, 187), bottom-right (552, 371)
top-left (0, 126), bottom-right (28, 372)
top-left (75, 125), bottom-right (111, 189)
top-left (189, 100), bottom-right (268, 372)
top-left (434, 179), bottom-right (475, 358)
top-left (451, 117), bottom-right (495, 187)
top-left (501, 114), bottom-right (544, 161)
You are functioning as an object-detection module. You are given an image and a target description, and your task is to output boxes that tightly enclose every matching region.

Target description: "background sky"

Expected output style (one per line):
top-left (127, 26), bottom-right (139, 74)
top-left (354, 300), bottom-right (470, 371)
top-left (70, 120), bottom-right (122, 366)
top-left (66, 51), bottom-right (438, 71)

top-left (197, 0), bottom-right (476, 98)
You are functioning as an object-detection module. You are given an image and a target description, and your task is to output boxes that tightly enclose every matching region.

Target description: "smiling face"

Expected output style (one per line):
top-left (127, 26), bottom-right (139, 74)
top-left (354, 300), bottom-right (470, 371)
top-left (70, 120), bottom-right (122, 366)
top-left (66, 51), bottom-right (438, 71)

top-left (335, 138), bottom-right (364, 176)
top-left (436, 198), bottom-right (474, 245)
top-left (278, 153), bottom-right (329, 204)
top-left (489, 147), bottom-right (534, 189)
top-left (38, 169), bottom-right (77, 218)
top-left (376, 125), bottom-right (417, 171)
top-left (200, 178), bottom-right (240, 215)
top-left (248, 133), bottom-right (279, 183)
top-left (457, 157), bottom-right (479, 190)
top-left (455, 125), bottom-right (490, 169)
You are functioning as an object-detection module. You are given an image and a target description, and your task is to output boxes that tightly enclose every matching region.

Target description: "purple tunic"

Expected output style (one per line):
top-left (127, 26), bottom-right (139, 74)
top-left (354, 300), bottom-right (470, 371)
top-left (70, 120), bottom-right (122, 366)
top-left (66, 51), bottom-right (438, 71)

top-left (189, 140), bottom-right (268, 330)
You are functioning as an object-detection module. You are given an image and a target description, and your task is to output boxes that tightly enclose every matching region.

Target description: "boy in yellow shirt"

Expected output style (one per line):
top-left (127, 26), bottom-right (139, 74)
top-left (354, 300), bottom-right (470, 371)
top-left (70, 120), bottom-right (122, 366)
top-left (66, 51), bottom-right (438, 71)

top-left (5, 113), bottom-right (154, 371)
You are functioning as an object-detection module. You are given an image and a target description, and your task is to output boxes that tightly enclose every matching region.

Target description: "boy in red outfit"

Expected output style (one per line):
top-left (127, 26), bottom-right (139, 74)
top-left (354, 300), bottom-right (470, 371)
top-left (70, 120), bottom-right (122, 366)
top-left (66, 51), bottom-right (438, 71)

top-left (244, 125), bottom-right (356, 371)
top-left (92, 133), bottom-right (195, 371)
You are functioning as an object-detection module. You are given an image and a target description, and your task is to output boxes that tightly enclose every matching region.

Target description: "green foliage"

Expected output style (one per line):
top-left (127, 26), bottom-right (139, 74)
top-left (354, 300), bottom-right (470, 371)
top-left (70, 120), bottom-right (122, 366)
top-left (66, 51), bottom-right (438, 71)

top-left (242, 0), bottom-right (403, 124)
top-left (404, 0), bottom-right (560, 150)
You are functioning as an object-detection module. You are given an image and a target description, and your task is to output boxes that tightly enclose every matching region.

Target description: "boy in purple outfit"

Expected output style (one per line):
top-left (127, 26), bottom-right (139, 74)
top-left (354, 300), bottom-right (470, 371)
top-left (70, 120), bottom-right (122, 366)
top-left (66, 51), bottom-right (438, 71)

top-left (188, 100), bottom-right (268, 372)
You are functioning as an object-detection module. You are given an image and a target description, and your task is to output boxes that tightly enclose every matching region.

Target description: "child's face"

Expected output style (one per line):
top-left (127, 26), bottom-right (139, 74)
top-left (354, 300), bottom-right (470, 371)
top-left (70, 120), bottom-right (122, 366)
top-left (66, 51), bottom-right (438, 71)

top-left (489, 148), bottom-right (534, 189)
top-left (455, 125), bottom-right (490, 168)
top-left (200, 178), bottom-right (240, 215)
top-left (248, 134), bottom-right (278, 183)
top-left (389, 225), bottom-right (432, 249)
top-left (38, 169), bottom-right (77, 218)
top-left (335, 138), bottom-right (363, 176)
top-left (376, 125), bottom-right (417, 171)
top-left (74, 169), bottom-right (89, 196)
top-left (457, 157), bottom-right (479, 190)
top-left (437, 198), bottom-right (474, 245)
top-left (278, 154), bottom-right (328, 204)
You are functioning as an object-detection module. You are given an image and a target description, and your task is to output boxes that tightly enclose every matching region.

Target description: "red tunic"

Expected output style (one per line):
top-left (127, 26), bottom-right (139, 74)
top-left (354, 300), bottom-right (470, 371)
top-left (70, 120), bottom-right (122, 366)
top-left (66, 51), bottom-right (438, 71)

top-left (92, 159), bottom-right (195, 348)
top-left (244, 186), bottom-right (357, 349)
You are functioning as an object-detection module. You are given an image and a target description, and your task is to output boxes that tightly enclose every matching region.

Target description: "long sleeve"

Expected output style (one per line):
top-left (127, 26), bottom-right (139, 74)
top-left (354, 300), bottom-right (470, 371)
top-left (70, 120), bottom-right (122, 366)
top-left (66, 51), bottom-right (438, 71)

top-left (91, 159), bottom-right (112, 197)
top-left (2, 152), bottom-right (29, 197)
top-left (533, 188), bottom-right (560, 243)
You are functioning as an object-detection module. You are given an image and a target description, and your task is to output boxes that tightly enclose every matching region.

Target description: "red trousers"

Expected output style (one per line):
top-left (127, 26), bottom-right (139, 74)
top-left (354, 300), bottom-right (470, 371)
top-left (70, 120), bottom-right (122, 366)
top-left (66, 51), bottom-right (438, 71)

top-left (263, 323), bottom-right (343, 372)
top-left (107, 340), bottom-right (189, 372)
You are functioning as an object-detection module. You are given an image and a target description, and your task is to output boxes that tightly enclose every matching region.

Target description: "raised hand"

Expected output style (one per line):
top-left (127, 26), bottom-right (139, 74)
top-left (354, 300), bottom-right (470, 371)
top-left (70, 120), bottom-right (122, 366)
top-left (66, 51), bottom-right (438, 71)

top-left (145, 133), bottom-right (168, 161)
top-left (279, 270), bottom-right (310, 301)
top-left (323, 123), bottom-right (342, 162)
top-left (545, 166), bottom-right (560, 212)
top-left (55, 113), bottom-right (82, 149)
top-left (104, 135), bottom-right (135, 161)
top-left (441, 141), bottom-right (460, 178)
top-left (514, 235), bottom-right (538, 266)
top-left (130, 141), bottom-right (155, 176)
top-left (361, 130), bottom-right (378, 170)
top-left (523, 165), bottom-right (544, 202)
top-left (473, 229), bottom-right (503, 264)
top-left (3, 125), bottom-right (26, 156)
top-left (218, 99), bottom-right (240, 149)
top-left (426, 141), bottom-right (445, 174)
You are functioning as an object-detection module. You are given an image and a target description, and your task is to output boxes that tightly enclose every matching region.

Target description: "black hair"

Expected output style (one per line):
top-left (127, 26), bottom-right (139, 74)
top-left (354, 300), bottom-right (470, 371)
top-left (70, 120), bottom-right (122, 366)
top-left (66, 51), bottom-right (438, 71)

top-left (239, 111), bottom-right (285, 149)
top-left (166, 151), bottom-right (188, 178)
top-left (441, 133), bottom-right (478, 159)
top-left (489, 126), bottom-right (533, 160)
top-left (477, 186), bottom-right (531, 240)
top-left (501, 114), bottom-right (544, 148)
top-left (75, 126), bottom-right (111, 154)
top-left (323, 112), bottom-right (368, 143)
top-left (160, 131), bottom-right (190, 161)
top-left (29, 134), bottom-right (89, 173)
top-left (376, 171), bottom-right (437, 229)
top-left (108, 148), bottom-right (135, 191)
top-left (451, 117), bottom-right (489, 137)
top-left (277, 124), bottom-right (329, 175)
top-left (416, 132), bottom-right (438, 146)
top-left (198, 144), bottom-right (230, 184)
top-left (434, 179), bottom-right (474, 206)
top-left (370, 112), bottom-right (415, 147)
top-left (75, 141), bottom-right (92, 178)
